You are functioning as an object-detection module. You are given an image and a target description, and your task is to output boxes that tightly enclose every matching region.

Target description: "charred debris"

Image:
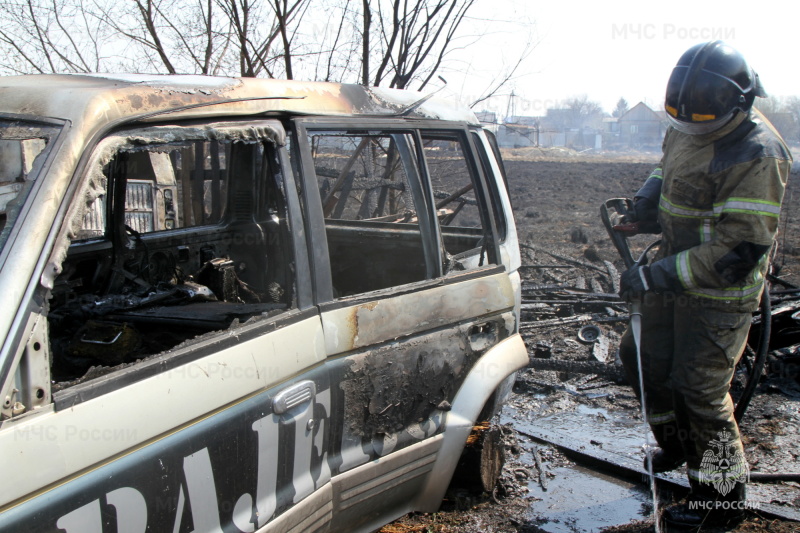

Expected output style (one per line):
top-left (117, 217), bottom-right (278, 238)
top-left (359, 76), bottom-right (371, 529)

top-left (516, 241), bottom-right (800, 392)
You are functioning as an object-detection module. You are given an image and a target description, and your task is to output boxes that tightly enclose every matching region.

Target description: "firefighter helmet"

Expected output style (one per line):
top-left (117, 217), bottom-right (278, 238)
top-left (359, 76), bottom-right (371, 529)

top-left (665, 41), bottom-right (765, 135)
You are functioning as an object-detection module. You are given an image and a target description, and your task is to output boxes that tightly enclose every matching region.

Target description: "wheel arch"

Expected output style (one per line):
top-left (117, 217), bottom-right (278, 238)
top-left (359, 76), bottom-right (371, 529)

top-left (413, 334), bottom-right (528, 512)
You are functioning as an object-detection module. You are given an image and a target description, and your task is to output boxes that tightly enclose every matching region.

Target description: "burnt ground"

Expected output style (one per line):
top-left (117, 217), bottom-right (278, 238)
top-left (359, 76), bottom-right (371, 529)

top-left (382, 148), bottom-right (800, 532)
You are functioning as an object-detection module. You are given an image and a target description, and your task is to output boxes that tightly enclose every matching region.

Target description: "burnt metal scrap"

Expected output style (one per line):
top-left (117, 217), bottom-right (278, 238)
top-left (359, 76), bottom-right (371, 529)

top-left (519, 242), bottom-right (623, 352)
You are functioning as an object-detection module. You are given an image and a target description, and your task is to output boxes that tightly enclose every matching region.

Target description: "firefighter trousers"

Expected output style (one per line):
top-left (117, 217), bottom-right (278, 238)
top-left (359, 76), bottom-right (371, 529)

top-left (619, 292), bottom-right (751, 495)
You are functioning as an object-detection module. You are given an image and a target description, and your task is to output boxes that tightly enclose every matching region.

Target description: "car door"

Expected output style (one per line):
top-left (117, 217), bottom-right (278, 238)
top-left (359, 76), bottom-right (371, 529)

top-left (0, 120), bottom-right (334, 532)
top-left (291, 119), bottom-right (519, 530)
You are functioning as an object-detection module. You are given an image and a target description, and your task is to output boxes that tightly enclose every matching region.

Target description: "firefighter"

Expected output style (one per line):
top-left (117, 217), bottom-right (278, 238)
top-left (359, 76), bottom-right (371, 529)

top-left (618, 41), bottom-right (791, 529)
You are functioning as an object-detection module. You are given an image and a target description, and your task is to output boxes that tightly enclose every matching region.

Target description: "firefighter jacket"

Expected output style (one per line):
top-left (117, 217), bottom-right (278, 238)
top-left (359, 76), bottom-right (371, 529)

top-left (634, 110), bottom-right (792, 312)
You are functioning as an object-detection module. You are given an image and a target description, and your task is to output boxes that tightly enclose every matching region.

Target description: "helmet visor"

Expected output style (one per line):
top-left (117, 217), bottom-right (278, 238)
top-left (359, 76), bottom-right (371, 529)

top-left (666, 108), bottom-right (737, 135)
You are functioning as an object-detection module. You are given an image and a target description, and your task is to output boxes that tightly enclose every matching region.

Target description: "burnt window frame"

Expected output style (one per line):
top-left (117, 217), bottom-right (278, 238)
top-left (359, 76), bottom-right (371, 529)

top-left (63, 121), bottom-right (305, 298)
top-left (419, 127), bottom-right (502, 270)
top-left (470, 129), bottom-right (508, 243)
top-left (42, 118), bottom-right (314, 408)
top-left (291, 118), bottom-right (502, 305)
top-left (77, 138), bottom-right (241, 243)
top-left (300, 121), bottom-right (439, 299)
top-left (0, 114), bottom-right (70, 420)
top-left (0, 114), bottom-right (67, 269)
top-left (293, 119), bottom-right (442, 303)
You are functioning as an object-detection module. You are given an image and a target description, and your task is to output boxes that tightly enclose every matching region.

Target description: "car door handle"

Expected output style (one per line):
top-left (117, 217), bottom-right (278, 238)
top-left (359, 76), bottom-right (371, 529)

top-left (272, 380), bottom-right (316, 415)
top-left (468, 322), bottom-right (497, 351)
top-left (468, 322), bottom-right (496, 337)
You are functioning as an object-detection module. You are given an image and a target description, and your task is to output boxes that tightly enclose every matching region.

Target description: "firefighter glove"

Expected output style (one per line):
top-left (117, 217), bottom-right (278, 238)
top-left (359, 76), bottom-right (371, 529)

top-left (622, 197), bottom-right (662, 234)
top-left (620, 263), bottom-right (653, 299)
top-left (631, 197), bottom-right (659, 223)
top-left (620, 256), bottom-right (682, 299)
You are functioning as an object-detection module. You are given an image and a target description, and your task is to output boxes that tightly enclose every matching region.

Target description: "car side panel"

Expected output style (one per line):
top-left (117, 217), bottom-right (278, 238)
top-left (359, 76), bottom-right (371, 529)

top-left (318, 270), bottom-right (517, 531)
top-left (0, 312), bottom-right (328, 532)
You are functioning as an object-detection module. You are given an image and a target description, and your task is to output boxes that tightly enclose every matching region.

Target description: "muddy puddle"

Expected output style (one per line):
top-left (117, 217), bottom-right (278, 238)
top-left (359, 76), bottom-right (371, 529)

top-left (523, 463), bottom-right (653, 533)
top-left (502, 400), bottom-right (664, 532)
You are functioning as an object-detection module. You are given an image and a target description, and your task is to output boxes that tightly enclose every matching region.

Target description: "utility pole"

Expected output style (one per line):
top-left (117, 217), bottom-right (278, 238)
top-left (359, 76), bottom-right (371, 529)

top-left (506, 90), bottom-right (517, 122)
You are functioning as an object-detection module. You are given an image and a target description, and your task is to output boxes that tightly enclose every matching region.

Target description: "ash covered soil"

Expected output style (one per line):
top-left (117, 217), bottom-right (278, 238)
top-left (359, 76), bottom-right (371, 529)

top-left (382, 149), bottom-right (800, 533)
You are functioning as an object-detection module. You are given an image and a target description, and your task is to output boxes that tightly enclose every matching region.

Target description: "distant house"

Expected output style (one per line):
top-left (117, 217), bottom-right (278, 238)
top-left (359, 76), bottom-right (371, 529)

top-left (539, 108), bottom-right (604, 150)
top-left (497, 116), bottom-right (539, 148)
top-left (612, 102), bottom-right (666, 149)
top-left (603, 117), bottom-right (619, 132)
top-left (497, 114), bottom-right (604, 149)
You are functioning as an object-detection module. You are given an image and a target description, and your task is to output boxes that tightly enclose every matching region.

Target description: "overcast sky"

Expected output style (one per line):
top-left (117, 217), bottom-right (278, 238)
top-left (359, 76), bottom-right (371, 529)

top-left (442, 0), bottom-right (794, 117)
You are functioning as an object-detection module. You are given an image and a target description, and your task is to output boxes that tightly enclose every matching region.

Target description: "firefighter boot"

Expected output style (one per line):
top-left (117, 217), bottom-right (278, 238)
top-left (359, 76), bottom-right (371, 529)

top-left (663, 480), bottom-right (746, 530)
top-left (645, 421), bottom-right (686, 473)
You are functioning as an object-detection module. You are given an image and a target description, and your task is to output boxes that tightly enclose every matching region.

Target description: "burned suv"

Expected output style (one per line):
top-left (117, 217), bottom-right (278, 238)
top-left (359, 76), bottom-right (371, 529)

top-left (0, 74), bottom-right (526, 533)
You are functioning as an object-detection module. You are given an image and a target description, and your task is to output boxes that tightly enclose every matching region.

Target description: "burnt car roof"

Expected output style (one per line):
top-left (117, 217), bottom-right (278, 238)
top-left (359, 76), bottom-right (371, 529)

top-left (0, 73), bottom-right (479, 126)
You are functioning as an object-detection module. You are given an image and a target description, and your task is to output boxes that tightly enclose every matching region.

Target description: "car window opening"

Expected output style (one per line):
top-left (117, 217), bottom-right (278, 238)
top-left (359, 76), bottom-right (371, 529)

top-left (420, 132), bottom-right (495, 273)
top-left (309, 131), bottom-right (430, 297)
top-left (306, 128), bottom-right (500, 299)
top-left (48, 129), bottom-right (295, 388)
top-left (0, 119), bottom-right (61, 248)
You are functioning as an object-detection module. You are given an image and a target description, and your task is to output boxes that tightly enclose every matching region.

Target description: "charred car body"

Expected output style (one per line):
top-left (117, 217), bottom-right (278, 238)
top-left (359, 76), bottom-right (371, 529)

top-left (0, 74), bottom-right (526, 532)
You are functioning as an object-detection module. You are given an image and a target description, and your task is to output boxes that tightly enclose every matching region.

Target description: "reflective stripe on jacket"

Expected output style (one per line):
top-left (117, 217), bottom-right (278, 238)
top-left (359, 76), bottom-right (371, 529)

top-left (645, 110), bottom-right (791, 312)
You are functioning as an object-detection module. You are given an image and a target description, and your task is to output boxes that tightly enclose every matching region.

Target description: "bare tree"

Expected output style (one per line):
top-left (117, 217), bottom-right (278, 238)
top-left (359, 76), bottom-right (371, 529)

top-left (298, 0), bottom-right (361, 83)
top-left (300, 0), bottom-right (499, 93)
top-left (93, 0), bottom-right (245, 75)
top-left (217, 0), bottom-right (309, 78)
top-left (217, 0), bottom-right (273, 76)
top-left (0, 0), bottom-right (310, 78)
top-left (0, 0), bottom-right (527, 111)
top-left (272, 0), bottom-right (295, 78)
top-left (132, 0), bottom-right (177, 73)
top-left (361, 0), bottom-right (371, 85)
top-left (563, 95), bottom-right (604, 129)
top-left (0, 0), bottom-right (111, 74)
top-left (369, 0), bottom-right (475, 90)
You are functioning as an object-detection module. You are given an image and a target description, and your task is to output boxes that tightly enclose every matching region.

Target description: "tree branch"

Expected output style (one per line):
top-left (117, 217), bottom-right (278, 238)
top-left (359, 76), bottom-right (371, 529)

top-left (134, 0), bottom-right (176, 73)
